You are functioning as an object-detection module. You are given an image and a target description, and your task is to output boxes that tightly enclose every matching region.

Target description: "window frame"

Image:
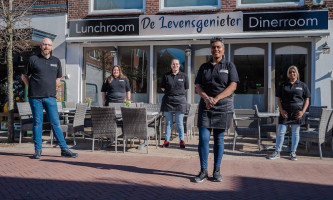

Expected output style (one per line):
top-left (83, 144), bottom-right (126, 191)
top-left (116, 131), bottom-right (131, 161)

top-left (236, 0), bottom-right (304, 8)
top-left (159, 0), bottom-right (221, 11)
top-left (89, 0), bottom-right (146, 15)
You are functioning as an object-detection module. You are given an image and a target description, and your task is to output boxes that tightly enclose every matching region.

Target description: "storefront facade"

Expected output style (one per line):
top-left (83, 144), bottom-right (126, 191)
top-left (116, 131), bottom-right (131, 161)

top-left (66, 0), bottom-right (332, 111)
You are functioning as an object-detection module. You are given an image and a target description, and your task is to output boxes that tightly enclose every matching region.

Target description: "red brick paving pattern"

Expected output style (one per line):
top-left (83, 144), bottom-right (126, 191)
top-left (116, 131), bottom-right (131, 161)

top-left (1, 147), bottom-right (333, 200)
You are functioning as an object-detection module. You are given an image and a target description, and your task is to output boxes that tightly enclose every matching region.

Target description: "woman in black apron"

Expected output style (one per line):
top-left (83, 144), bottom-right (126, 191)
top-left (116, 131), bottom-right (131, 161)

top-left (101, 65), bottom-right (131, 106)
top-left (268, 66), bottom-right (310, 161)
top-left (194, 37), bottom-right (239, 183)
top-left (161, 59), bottom-right (189, 148)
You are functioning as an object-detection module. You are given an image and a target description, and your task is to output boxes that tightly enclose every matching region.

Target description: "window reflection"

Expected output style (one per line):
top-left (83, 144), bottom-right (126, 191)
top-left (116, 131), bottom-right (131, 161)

top-left (85, 48), bottom-right (114, 106)
top-left (119, 47), bottom-right (148, 102)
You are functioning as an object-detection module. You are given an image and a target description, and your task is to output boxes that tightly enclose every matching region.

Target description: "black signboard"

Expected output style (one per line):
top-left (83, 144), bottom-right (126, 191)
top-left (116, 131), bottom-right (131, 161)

top-left (69, 18), bottom-right (139, 37)
top-left (244, 10), bottom-right (328, 31)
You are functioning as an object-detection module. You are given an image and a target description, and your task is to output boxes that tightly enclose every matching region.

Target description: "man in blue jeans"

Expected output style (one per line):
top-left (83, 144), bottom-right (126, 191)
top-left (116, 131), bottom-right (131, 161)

top-left (21, 38), bottom-right (78, 159)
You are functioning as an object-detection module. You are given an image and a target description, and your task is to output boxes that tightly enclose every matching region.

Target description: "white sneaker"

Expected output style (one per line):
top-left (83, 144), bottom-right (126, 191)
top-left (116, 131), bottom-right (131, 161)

top-left (267, 151), bottom-right (280, 160)
top-left (290, 152), bottom-right (297, 161)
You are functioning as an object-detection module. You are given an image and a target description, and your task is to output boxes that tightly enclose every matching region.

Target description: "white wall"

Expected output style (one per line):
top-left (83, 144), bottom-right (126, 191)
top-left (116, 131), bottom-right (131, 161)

top-left (66, 44), bottom-right (83, 103)
top-left (314, 20), bottom-right (333, 108)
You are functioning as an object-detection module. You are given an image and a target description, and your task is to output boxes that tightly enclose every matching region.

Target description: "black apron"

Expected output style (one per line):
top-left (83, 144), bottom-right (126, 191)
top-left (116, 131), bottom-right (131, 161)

top-left (161, 95), bottom-right (187, 113)
top-left (279, 103), bottom-right (305, 125)
top-left (197, 97), bottom-right (233, 129)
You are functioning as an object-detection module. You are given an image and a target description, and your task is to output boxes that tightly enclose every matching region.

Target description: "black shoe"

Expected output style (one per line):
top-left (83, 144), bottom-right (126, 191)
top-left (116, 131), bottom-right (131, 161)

top-left (32, 150), bottom-right (42, 159)
top-left (213, 167), bottom-right (222, 182)
top-left (194, 168), bottom-right (208, 183)
top-left (61, 149), bottom-right (78, 158)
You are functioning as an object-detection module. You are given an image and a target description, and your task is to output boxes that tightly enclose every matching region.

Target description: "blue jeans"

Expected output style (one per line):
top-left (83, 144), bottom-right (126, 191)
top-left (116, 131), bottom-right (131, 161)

top-left (29, 97), bottom-right (68, 151)
top-left (198, 127), bottom-right (225, 169)
top-left (164, 112), bottom-right (185, 141)
top-left (275, 124), bottom-right (300, 152)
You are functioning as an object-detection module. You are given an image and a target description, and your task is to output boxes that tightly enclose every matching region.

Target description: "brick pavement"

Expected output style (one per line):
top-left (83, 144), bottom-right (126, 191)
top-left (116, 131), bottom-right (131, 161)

top-left (1, 138), bottom-right (333, 200)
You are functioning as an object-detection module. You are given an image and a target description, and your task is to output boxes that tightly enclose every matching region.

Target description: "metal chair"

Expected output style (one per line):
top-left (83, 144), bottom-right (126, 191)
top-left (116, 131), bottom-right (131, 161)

top-left (254, 105), bottom-right (277, 137)
top-left (16, 102), bottom-right (33, 144)
top-left (232, 109), bottom-right (260, 151)
top-left (57, 103), bottom-right (87, 145)
top-left (91, 107), bottom-right (122, 152)
top-left (121, 107), bottom-right (158, 154)
top-left (299, 108), bottom-right (333, 159)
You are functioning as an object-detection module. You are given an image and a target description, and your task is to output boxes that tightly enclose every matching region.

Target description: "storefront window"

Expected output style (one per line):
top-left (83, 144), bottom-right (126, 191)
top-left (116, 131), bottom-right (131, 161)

top-left (91, 0), bottom-right (144, 13)
top-left (84, 48), bottom-right (114, 106)
top-left (237, 0), bottom-right (303, 7)
top-left (233, 46), bottom-right (265, 110)
top-left (119, 47), bottom-right (148, 103)
top-left (161, 0), bottom-right (220, 10)
top-left (156, 47), bottom-right (185, 103)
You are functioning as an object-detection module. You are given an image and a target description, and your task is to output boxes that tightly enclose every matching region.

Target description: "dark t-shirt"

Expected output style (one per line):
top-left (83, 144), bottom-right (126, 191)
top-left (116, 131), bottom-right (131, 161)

top-left (276, 79), bottom-right (311, 108)
top-left (161, 71), bottom-right (189, 96)
top-left (101, 77), bottom-right (131, 103)
top-left (195, 59), bottom-right (239, 99)
top-left (276, 79), bottom-right (311, 124)
top-left (23, 54), bottom-right (62, 98)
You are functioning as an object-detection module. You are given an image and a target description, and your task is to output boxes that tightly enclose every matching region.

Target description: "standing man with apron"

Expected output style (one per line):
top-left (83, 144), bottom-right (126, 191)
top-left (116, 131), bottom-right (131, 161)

top-left (194, 37), bottom-right (239, 182)
top-left (161, 59), bottom-right (189, 148)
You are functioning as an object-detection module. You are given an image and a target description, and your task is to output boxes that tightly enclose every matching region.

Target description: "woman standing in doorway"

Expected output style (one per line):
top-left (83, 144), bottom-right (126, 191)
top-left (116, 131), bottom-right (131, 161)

top-left (101, 65), bottom-right (131, 106)
top-left (161, 59), bottom-right (189, 149)
top-left (267, 65), bottom-right (310, 161)
top-left (194, 37), bottom-right (239, 183)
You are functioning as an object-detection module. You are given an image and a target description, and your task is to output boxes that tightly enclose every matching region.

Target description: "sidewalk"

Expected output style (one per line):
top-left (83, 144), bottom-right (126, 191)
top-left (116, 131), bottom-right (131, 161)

top-left (1, 133), bottom-right (333, 200)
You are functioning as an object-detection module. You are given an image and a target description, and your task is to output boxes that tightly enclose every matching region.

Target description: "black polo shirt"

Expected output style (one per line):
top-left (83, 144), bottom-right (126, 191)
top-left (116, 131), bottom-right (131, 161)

top-left (23, 54), bottom-right (62, 98)
top-left (101, 77), bottom-right (131, 103)
top-left (195, 59), bottom-right (239, 99)
top-left (161, 71), bottom-right (189, 96)
top-left (276, 79), bottom-right (311, 108)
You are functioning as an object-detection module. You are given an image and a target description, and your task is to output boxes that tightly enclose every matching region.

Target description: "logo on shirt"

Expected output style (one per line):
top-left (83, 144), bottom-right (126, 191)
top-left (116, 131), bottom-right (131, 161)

top-left (50, 64), bottom-right (57, 68)
top-left (178, 79), bottom-right (184, 81)
top-left (119, 80), bottom-right (124, 82)
top-left (295, 87), bottom-right (303, 90)
top-left (219, 69), bottom-right (228, 74)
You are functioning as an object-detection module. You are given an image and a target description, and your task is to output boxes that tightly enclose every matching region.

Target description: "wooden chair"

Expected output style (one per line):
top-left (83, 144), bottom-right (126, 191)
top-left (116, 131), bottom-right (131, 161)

top-left (299, 108), bottom-right (333, 159)
top-left (91, 107), bottom-right (122, 152)
top-left (232, 109), bottom-right (260, 151)
top-left (121, 107), bottom-right (158, 154)
top-left (16, 102), bottom-right (33, 144)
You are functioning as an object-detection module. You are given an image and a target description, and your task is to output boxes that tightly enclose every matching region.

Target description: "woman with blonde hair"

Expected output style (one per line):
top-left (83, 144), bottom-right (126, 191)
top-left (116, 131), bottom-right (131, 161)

top-left (267, 65), bottom-right (310, 161)
top-left (101, 65), bottom-right (131, 106)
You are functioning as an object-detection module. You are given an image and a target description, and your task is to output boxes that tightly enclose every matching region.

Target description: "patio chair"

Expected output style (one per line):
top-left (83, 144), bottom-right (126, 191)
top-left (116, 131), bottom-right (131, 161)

top-left (139, 103), bottom-right (163, 144)
top-left (55, 103), bottom-right (87, 145)
top-left (306, 105), bottom-right (328, 129)
top-left (16, 102), bottom-right (33, 144)
top-left (232, 109), bottom-right (260, 151)
top-left (299, 108), bottom-right (333, 159)
top-left (121, 107), bottom-right (158, 154)
top-left (254, 105), bottom-right (277, 137)
top-left (183, 104), bottom-right (198, 142)
top-left (91, 107), bottom-right (122, 152)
